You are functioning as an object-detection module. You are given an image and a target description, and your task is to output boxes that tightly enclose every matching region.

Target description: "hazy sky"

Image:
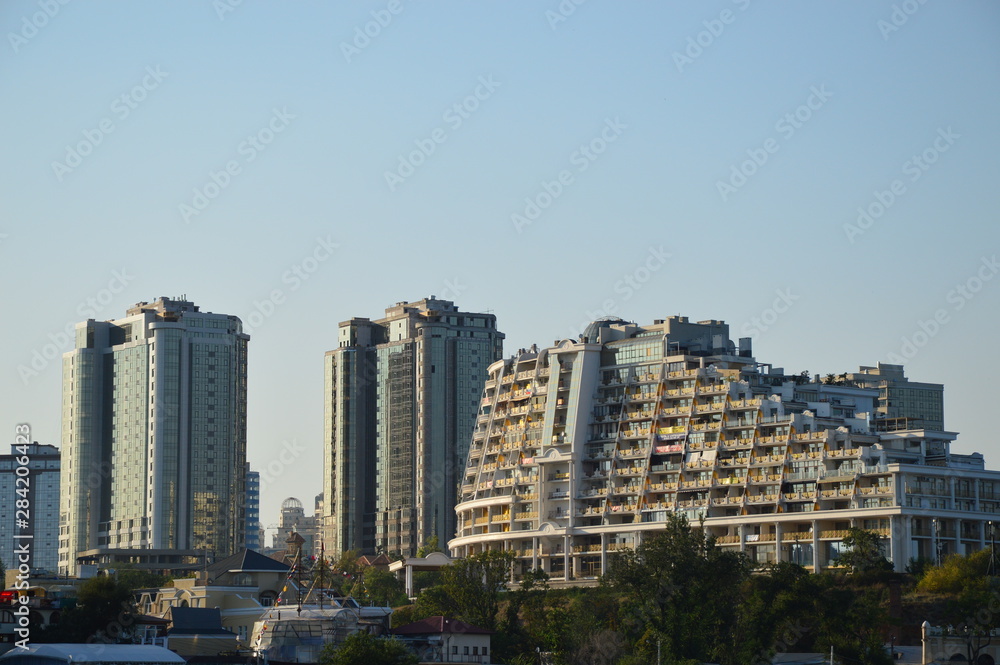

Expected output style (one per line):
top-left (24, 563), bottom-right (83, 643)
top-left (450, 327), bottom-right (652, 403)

top-left (2, 2), bottom-right (998, 536)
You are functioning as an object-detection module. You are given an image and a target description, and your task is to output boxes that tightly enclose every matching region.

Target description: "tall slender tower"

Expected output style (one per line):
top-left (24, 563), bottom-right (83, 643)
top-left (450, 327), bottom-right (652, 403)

top-left (58, 297), bottom-right (248, 575)
top-left (323, 297), bottom-right (503, 557)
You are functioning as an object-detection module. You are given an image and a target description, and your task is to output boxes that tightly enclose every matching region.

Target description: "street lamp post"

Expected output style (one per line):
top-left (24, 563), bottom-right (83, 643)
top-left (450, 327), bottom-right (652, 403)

top-left (933, 519), bottom-right (942, 566)
top-left (988, 521), bottom-right (998, 577)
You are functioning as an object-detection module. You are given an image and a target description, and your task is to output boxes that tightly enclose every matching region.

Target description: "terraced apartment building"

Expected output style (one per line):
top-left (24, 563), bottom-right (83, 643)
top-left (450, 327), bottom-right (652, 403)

top-left (450, 316), bottom-right (999, 582)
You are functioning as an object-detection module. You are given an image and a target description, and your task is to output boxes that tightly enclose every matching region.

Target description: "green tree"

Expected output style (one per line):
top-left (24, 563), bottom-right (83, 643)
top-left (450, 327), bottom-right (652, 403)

top-left (835, 527), bottom-right (892, 575)
top-left (111, 563), bottom-right (171, 591)
top-left (417, 536), bottom-right (442, 557)
top-left (412, 584), bottom-right (458, 620)
top-left (360, 567), bottom-right (408, 607)
top-left (730, 562), bottom-right (815, 664)
top-left (318, 631), bottom-right (417, 665)
top-left (917, 549), bottom-right (991, 594)
top-left (36, 575), bottom-right (136, 643)
top-left (331, 550), bottom-right (361, 596)
top-left (918, 550), bottom-right (1000, 663)
top-left (804, 574), bottom-right (891, 665)
top-left (440, 549), bottom-right (514, 631)
top-left (603, 514), bottom-right (752, 664)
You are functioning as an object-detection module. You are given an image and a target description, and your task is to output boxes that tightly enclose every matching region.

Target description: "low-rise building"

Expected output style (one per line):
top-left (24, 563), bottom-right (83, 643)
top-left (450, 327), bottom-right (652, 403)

top-left (393, 616), bottom-right (492, 664)
top-left (136, 549), bottom-right (290, 643)
top-left (922, 621), bottom-right (998, 664)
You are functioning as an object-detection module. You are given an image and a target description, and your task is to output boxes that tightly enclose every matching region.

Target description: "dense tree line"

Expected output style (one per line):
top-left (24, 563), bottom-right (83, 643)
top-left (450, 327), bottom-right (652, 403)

top-left (381, 515), bottom-right (999, 665)
top-left (25, 521), bottom-right (999, 664)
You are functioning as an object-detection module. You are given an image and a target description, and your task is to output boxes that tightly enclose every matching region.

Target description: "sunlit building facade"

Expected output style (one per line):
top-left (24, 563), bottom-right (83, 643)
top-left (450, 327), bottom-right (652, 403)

top-left (323, 297), bottom-right (503, 557)
top-left (450, 316), bottom-right (1000, 582)
top-left (58, 297), bottom-right (248, 575)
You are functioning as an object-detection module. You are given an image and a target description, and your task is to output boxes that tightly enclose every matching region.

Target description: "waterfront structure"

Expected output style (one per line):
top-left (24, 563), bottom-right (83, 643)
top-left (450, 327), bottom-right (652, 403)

top-left (323, 297), bottom-right (504, 557)
top-left (58, 297), bottom-right (249, 576)
top-left (245, 470), bottom-right (261, 552)
top-left (450, 316), bottom-right (1000, 581)
top-left (0, 443), bottom-right (60, 574)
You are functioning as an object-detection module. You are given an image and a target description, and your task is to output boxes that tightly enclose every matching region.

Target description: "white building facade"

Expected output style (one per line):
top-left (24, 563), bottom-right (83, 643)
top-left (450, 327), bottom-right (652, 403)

top-left (450, 316), bottom-right (1000, 582)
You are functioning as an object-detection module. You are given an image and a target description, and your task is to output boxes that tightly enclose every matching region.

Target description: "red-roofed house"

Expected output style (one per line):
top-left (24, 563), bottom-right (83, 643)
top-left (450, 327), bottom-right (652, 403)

top-left (392, 616), bottom-right (492, 664)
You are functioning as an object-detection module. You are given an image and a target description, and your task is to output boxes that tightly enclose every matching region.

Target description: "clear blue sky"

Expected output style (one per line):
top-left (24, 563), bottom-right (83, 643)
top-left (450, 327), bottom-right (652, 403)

top-left (1, 1), bottom-right (998, 535)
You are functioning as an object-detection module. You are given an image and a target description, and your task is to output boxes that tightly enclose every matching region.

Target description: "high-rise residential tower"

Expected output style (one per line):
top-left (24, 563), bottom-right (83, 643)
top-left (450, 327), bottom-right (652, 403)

top-left (323, 297), bottom-right (503, 557)
top-left (0, 442), bottom-right (60, 573)
top-left (58, 297), bottom-right (248, 575)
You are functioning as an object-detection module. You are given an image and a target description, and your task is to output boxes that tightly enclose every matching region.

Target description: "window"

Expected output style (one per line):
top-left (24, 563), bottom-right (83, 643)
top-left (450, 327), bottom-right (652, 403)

top-left (464, 647), bottom-right (470, 655)
top-left (452, 646), bottom-right (457, 655)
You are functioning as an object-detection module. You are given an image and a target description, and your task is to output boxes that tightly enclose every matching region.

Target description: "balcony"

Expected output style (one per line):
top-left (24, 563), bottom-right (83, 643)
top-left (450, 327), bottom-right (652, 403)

top-left (717, 476), bottom-right (747, 486)
top-left (618, 447), bottom-right (650, 459)
top-left (745, 533), bottom-right (776, 542)
top-left (730, 398), bottom-right (762, 409)
top-left (780, 531), bottom-right (813, 541)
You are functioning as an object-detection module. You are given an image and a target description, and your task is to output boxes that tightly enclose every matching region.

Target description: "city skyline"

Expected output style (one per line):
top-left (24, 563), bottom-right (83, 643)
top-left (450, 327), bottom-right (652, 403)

top-left (1, 2), bottom-right (998, 532)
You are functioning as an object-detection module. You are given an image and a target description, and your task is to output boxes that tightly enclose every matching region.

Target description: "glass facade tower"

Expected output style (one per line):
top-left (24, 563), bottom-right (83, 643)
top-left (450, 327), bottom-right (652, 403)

top-left (323, 297), bottom-right (503, 557)
top-left (58, 297), bottom-right (248, 575)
